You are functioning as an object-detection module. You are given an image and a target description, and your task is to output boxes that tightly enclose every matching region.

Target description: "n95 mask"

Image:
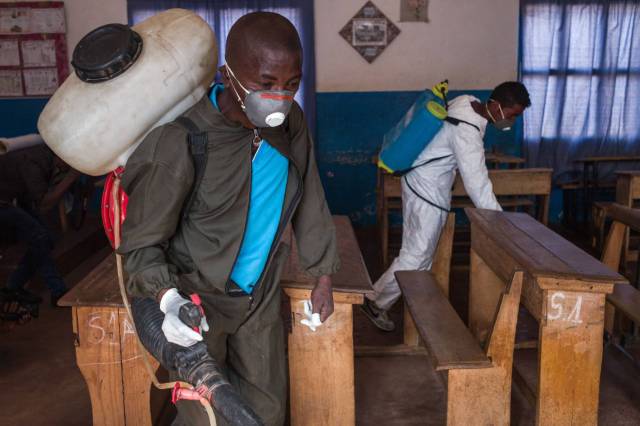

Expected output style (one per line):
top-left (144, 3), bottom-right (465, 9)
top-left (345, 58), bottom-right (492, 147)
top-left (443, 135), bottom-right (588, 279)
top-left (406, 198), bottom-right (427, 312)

top-left (226, 64), bottom-right (294, 128)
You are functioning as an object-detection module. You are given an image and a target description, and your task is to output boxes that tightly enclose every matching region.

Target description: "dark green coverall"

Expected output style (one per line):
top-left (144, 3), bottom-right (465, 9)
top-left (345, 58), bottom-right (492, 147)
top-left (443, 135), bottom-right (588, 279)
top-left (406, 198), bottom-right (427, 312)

top-left (118, 94), bottom-right (340, 425)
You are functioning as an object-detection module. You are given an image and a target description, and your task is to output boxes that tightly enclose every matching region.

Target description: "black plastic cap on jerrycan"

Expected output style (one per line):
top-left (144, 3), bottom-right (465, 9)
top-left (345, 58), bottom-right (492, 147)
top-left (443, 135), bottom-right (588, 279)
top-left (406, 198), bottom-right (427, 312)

top-left (71, 24), bottom-right (143, 83)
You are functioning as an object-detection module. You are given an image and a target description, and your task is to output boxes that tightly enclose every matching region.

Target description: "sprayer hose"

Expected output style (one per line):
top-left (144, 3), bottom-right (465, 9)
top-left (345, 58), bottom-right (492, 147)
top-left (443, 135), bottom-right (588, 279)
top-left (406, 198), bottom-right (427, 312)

top-left (111, 174), bottom-right (217, 425)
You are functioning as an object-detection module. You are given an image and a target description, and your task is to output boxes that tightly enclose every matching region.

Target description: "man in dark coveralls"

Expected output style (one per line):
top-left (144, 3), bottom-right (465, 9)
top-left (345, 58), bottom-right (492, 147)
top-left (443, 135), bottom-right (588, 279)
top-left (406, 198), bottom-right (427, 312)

top-left (118, 12), bottom-right (340, 426)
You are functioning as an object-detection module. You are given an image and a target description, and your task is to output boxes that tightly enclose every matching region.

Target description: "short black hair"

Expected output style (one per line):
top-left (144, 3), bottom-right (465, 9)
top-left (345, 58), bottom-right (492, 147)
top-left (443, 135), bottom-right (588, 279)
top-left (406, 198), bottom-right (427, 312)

top-left (490, 81), bottom-right (531, 108)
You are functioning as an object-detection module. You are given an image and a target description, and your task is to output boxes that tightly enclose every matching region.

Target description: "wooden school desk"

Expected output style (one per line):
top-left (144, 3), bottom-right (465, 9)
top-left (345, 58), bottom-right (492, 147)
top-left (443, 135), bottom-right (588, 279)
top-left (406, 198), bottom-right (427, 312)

top-left (378, 168), bottom-right (552, 266)
top-left (60, 215), bottom-right (372, 426)
top-left (466, 208), bottom-right (626, 425)
top-left (58, 255), bottom-right (166, 426)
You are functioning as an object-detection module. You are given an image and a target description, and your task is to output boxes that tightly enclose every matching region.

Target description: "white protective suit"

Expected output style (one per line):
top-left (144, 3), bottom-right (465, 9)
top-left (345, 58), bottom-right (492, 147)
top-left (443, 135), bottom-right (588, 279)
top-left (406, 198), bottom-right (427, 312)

top-left (369, 95), bottom-right (502, 310)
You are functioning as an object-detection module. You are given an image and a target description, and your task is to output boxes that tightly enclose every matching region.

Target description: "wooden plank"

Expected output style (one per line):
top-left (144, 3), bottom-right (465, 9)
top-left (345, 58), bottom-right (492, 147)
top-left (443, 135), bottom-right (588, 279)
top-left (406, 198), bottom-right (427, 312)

top-left (281, 216), bottom-right (373, 295)
top-left (468, 248), bottom-right (509, 344)
top-left (607, 284), bottom-right (640, 325)
top-left (615, 173), bottom-right (634, 206)
top-left (431, 212), bottom-right (455, 297)
top-left (383, 168), bottom-right (551, 199)
top-left (601, 221), bottom-right (627, 333)
top-left (59, 253), bottom-right (123, 307)
top-left (119, 307), bottom-right (160, 426)
top-left (606, 203), bottom-right (640, 232)
top-left (448, 272), bottom-right (523, 426)
top-left (468, 209), bottom-right (625, 285)
top-left (396, 270), bottom-right (491, 370)
top-left (576, 155), bottom-right (640, 163)
top-left (283, 287), bottom-right (363, 305)
top-left (287, 292), bottom-right (355, 426)
top-left (451, 197), bottom-right (533, 209)
top-left (485, 152), bottom-right (526, 165)
top-left (383, 173), bottom-right (402, 198)
top-left (354, 344), bottom-right (428, 357)
top-left (447, 368), bottom-right (509, 426)
top-left (486, 271), bottom-right (523, 368)
top-left (452, 168), bottom-right (552, 197)
top-left (536, 291), bottom-right (606, 426)
top-left (74, 306), bottom-right (126, 426)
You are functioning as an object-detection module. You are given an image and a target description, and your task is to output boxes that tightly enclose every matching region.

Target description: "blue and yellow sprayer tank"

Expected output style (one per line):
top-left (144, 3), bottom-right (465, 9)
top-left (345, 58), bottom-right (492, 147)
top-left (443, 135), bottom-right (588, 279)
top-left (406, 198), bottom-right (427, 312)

top-left (378, 81), bottom-right (449, 174)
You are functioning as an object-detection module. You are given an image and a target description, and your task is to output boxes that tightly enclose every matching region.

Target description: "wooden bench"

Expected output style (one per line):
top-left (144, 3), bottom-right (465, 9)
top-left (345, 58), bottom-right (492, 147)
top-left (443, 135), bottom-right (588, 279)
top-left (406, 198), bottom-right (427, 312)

top-left (614, 172), bottom-right (640, 270)
top-left (591, 172), bottom-right (640, 256)
top-left (600, 203), bottom-right (640, 342)
top-left (378, 168), bottom-right (552, 266)
top-left (467, 208), bottom-right (626, 425)
top-left (396, 269), bottom-right (523, 425)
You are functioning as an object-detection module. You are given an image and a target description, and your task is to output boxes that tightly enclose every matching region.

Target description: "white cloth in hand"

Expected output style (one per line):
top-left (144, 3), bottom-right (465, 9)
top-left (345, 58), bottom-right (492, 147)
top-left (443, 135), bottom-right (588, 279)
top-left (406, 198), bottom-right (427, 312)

top-left (300, 300), bottom-right (322, 332)
top-left (159, 288), bottom-right (209, 347)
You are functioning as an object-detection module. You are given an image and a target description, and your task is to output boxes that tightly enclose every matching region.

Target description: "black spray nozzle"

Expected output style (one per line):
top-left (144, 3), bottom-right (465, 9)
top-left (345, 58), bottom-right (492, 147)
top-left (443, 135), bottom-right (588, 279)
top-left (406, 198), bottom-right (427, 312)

top-left (179, 301), bottom-right (204, 329)
top-left (130, 297), bottom-right (264, 426)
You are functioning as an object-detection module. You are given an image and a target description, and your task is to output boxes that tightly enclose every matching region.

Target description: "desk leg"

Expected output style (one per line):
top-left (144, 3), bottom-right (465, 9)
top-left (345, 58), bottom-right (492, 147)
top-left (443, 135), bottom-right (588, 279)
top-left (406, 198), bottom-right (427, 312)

top-left (74, 306), bottom-right (126, 426)
top-left (119, 308), bottom-right (158, 426)
top-left (536, 291), bottom-right (605, 426)
top-left (286, 289), bottom-right (360, 426)
top-left (541, 194), bottom-right (550, 226)
top-left (73, 306), bottom-right (158, 426)
top-left (616, 175), bottom-right (633, 276)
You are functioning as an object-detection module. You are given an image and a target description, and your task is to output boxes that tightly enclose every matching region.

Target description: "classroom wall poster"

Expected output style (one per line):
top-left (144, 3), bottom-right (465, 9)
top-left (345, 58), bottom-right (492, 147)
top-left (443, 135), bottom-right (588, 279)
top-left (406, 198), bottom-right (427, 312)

top-left (0, 2), bottom-right (68, 98)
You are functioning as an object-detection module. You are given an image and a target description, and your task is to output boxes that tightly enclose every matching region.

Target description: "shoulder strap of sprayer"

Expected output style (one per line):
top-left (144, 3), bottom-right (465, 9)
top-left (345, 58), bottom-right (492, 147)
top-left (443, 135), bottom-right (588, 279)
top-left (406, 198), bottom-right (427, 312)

top-left (175, 116), bottom-right (208, 219)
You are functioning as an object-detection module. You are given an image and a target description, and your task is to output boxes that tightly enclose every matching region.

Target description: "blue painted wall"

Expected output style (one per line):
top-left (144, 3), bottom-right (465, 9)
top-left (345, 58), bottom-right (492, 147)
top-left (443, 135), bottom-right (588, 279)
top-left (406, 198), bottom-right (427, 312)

top-left (3, 92), bottom-right (531, 226)
top-left (1, 99), bottom-right (48, 137)
top-left (315, 90), bottom-right (523, 226)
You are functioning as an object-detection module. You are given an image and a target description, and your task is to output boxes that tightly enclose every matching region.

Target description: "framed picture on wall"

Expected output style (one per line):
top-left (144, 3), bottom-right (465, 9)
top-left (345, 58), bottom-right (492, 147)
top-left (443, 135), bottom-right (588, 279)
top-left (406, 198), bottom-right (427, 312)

top-left (339, 1), bottom-right (400, 63)
top-left (352, 18), bottom-right (387, 47)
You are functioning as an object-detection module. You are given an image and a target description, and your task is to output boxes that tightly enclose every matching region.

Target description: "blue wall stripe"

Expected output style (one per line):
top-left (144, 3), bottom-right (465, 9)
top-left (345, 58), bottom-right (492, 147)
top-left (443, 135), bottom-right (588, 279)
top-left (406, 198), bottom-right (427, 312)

top-left (1, 98), bottom-right (49, 137)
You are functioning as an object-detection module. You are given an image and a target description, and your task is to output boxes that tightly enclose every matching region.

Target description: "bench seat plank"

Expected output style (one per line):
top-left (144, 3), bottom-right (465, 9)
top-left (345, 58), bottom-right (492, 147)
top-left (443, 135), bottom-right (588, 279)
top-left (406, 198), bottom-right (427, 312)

top-left (396, 270), bottom-right (491, 371)
top-left (607, 284), bottom-right (640, 325)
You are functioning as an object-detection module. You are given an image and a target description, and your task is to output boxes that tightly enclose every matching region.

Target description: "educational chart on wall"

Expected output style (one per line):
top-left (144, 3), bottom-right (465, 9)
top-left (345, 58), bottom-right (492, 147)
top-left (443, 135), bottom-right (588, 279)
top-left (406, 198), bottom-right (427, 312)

top-left (0, 2), bottom-right (68, 97)
top-left (339, 1), bottom-right (400, 64)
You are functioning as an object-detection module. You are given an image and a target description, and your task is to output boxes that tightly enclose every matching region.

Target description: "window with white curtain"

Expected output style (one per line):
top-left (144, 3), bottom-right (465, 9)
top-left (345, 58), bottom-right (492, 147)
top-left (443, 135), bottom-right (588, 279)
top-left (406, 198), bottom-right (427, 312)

top-left (520, 0), bottom-right (640, 180)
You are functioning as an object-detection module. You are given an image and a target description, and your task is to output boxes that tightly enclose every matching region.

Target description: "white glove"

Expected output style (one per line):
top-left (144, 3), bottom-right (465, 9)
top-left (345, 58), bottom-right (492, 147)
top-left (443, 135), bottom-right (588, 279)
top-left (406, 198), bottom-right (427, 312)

top-left (159, 288), bottom-right (209, 347)
top-left (300, 300), bottom-right (323, 332)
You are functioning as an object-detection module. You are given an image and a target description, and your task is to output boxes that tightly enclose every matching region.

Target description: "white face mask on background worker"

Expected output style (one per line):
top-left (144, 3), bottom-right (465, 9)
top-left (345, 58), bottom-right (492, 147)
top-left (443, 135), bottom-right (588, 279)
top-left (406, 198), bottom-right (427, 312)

top-left (486, 99), bottom-right (516, 131)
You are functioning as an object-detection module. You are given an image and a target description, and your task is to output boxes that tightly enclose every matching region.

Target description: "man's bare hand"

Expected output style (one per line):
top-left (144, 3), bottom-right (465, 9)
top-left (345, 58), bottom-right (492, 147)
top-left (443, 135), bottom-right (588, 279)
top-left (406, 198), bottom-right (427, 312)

top-left (310, 275), bottom-right (334, 322)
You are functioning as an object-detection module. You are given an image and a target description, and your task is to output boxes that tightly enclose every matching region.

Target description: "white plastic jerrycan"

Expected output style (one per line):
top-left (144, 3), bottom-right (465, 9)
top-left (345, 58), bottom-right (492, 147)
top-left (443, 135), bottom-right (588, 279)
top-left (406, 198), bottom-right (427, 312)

top-left (38, 9), bottom-right (218, 176)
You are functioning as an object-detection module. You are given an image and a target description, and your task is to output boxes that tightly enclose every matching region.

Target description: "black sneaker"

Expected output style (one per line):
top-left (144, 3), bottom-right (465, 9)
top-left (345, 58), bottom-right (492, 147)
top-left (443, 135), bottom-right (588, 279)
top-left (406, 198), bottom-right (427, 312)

top-left (11, 288), bottom-right (43, 304)
top-left (360, 298), bottom-right (395, 331)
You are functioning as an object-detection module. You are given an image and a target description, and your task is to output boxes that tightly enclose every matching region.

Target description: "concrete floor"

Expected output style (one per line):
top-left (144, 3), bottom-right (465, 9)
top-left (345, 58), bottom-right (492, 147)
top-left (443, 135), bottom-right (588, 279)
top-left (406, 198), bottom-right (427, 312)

top-left (1, 221), bottom-right (640, 425)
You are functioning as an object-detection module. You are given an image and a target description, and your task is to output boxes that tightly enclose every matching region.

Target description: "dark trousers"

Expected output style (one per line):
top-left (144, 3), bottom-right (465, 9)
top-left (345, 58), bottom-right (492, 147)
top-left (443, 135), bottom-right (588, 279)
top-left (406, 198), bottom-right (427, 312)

top-left (173, 244), bottom-right (289, 426)
top-left (0, 205), bottom-right (66, 297)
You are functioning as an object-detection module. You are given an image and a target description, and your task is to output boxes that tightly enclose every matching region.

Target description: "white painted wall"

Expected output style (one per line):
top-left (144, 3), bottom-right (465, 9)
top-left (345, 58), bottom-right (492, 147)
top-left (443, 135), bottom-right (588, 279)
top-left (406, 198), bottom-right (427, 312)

top-left (4, 1), bottom-right (517, 92)
top-left (315, 0), bottom-right (519, 92)
top-left (62, 0), bottom-right (128, 58)
top-left (1, 0), bottom-right (128, 64)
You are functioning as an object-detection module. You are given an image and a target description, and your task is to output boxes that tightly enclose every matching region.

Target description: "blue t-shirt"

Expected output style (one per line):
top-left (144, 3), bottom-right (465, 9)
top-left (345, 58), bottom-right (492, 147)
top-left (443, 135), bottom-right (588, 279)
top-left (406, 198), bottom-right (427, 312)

top-left (209, 84), bottom-right (289, 293)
